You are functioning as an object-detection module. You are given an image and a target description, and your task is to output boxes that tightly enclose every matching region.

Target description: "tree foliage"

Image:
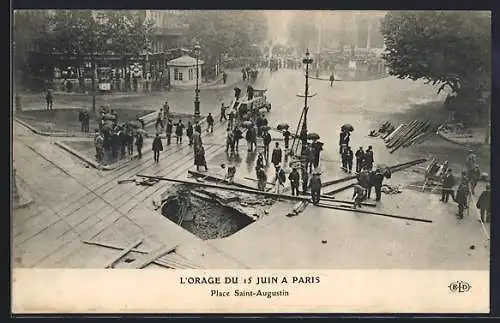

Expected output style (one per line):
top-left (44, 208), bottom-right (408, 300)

top-left (181, 10), bottom-right (269, 67)
top-left (286, 12), bottom-right (319, 53)
top-left (380, 11), bottom-right (491, 96)
top-left (13, 11), bottom-right (52, 85)
top-left (47, 10), bottom-right (154, 59)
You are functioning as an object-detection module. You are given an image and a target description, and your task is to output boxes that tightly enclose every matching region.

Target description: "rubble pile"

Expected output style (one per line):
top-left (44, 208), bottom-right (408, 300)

top-left (381, 184), bottom-right (403, 194)
top-left (159, 184), bottom-right (275, 240)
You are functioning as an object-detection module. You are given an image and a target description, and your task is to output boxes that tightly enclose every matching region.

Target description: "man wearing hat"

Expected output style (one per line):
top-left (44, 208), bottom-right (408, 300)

top-left (273, 164), bottom-right (286, 194)
top-left (365, 146), bottom-right (374, 170)
top-left (465, 150), bottom-right (477, 172)
top-left (310, 171), bottom-right (322, 205)
top-left (288, 167), bottom-right (300, 196)
top-left (152, 133), bottom-right (163, 164)
top-left (454, 181), bottom-right (469, 219)
top-left (339, 128), bottom-right (350, 154)
top-left (476, 185), bottom-right (491, 223)
top-left (94, 130), bottom-right (104, 163)
top-left (271, 142), bottom-right (283, 167)
top-left (355, 147), bottom-right (365, 173)
top-left (440, 168), bottom-right (455, 203)
top-left (256, 166), bottom-right (267, 191)
top-left (262, 130), bottom-right (272, 161)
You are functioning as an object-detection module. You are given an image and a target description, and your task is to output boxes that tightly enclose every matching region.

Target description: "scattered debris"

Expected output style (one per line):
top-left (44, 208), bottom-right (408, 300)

top-left (136, 178), bottom-right (160, 186)
top-left (321, 240), bottom-right (327, 244)
top-left (469, 245), bottom-right (476, 250)
top-left (118, 178), bottom-right (137, 184)
top-left (381, 184), bottom-right (403, 194)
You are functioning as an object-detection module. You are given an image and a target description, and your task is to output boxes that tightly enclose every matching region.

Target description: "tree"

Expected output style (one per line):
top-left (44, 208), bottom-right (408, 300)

top-left (13, 10), bottom-right (52, 89)
top-left (286, 12), bottom-right (319, 53)
top-left (100, 11), bottom-right (154, 87)
top-left (380, 11), bottom-right (491, 101)
top-left (181, 10), bottom-right (268, 77)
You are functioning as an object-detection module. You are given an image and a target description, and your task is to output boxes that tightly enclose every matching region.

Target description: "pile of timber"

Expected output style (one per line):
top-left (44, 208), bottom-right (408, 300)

top-left (382, 119), bottom-right (439, 153)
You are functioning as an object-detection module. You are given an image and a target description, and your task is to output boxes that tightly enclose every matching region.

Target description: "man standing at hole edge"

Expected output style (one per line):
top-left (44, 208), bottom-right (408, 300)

top-left (440, 168), bottom-right (455, 203)
top-left (310, 171), bottom-right (322, 205)
top-left (273, 164), bottom-right (286, 194)
top-left (288, 167), bottom-right (300, 196)
top-left (355, 146), bottom-right (365, 173)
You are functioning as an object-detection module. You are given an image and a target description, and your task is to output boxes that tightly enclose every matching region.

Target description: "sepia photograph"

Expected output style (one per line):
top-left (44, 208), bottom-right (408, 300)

top-left (11, 9), bottom-right (491, 313)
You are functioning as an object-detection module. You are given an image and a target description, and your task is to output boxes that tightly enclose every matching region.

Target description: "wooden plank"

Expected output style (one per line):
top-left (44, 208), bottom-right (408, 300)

top-left (82, 239), bottom-right (152, 254)
top-left (137, 174), bottom-right (311, 202)
top-left (104, 238), bottom-right (144, 269)
top-left (384, 124), bottom-right (406, 142)
top-left (316, 203), bottom-right (433, 223)
top-left (323, 183), bottom-right (356, 196)
top-left (319, 193), bottom-right (376, 207)
top-left (81, 240), bottom-right (202, 269)
top-left (321, 159), bottom-right (427, 188)
top-left (134, 244), bottom-right (178, 269)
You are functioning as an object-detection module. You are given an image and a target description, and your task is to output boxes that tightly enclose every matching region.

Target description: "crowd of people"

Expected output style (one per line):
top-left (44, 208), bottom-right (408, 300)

top-left (432, 150), bottom-right (490, 222)
top-left (93, 107), bottom-right (145, 164)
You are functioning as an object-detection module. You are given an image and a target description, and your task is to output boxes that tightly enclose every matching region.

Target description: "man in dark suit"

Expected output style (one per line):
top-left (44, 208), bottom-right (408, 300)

top-left (271, 142), bottom-right (282, 167)
top-left (440, 168), bottom-right (455, 203)
top-left (152, 133), bottom-right (163, 163)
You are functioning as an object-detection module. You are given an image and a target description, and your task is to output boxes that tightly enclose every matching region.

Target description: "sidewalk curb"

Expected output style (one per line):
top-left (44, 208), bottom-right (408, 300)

top-left (15, 118), bottom-right (94, 138)
top-left (54, 141), bottom-right (140, 171)
top-left (53, 114), bottom-right (217, 171)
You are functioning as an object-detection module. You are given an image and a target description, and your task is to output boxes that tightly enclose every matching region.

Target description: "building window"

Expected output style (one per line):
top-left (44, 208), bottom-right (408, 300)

top-left (178, 72), bottom-right (183, 81)
top-left (189, 68), bottom-right (193, 80)
top-left (174, 68), bottom-right (179, 80)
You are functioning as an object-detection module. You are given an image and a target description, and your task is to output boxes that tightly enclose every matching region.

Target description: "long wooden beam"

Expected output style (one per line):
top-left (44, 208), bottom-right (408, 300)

top-left (318, 195), bottom-right (376, 207)
top-left (134, 244), bottom-right (178, 269)
top-left (321, 159), bottom-right (427, 188)
top-left (316, 203), bottom-right (432, 224)
top-left (324, 183), bottom-right (356, 196)
top-left (137, 174), bottom-right (312, 202)
top-left (82, 240), bottom-right (201, 269)
top-left (105, 238), bottom-right (144, 269)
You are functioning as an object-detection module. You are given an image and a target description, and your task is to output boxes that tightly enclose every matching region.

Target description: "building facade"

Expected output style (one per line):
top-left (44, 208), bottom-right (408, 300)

top-left (16, 10), bottom-right (190, 92)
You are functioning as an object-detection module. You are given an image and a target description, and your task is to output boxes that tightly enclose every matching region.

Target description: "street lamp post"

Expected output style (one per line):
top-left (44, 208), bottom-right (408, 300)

top-left (193, 42), bottom-right (201, 119)
top-left (300, 49), bottom-right (314, 154)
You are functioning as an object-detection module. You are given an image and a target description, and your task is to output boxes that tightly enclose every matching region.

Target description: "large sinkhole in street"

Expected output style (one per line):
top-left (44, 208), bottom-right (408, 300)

top-left (160, 185), bottom-right (273, 240)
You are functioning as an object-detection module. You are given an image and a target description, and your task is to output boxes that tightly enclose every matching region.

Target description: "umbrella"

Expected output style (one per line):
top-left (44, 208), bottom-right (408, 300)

top-left (307, 133), bottom-right (320, 140)
top-left (277, 123), bottom-right (289, 130)
top-left (341, 124), bottom-right (354, 132)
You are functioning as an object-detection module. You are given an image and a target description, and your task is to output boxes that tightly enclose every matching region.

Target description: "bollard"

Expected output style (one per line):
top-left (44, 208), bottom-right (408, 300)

top-left (15, 95), bottom-right (22, 112)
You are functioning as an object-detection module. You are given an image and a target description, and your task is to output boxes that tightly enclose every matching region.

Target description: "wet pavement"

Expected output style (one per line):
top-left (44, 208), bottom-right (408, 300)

top-left (200, 68), bottom-right (490, 269)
